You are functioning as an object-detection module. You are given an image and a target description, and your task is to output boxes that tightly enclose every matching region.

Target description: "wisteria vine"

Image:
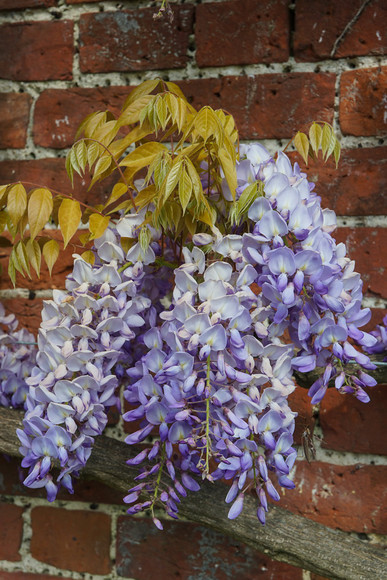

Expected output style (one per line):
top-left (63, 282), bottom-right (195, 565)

top-left (4, 142), bottom-right (381, 527)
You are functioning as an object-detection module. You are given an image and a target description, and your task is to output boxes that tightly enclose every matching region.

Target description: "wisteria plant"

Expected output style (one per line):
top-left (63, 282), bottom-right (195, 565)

top-left (0, 80), bottom-right (381, 528)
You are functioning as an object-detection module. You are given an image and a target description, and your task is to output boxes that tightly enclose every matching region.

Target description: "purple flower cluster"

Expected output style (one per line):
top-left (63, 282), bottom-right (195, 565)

top-left (123, 241), bottom-right (298, 526)
top-left (230, 144), bottom-right (378, 404)
top-left (14, 142), bottom-right (379, 525)
top-left (0, 303), bottom-right (36, 409)
top-left (17, 223), bottom-right (157, 501)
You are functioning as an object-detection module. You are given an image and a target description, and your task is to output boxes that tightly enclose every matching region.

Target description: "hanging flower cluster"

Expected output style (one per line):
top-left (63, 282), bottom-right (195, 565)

top-left (14, 139), bottom-right (379, 525)
top-left (0, 303), bottom-right (36, 409)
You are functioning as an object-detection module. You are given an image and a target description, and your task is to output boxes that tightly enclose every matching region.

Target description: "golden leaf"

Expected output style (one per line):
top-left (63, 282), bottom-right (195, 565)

top-left (26, 238), bottom-right (42, 277)
top-left (294, 131), bottom-right (309, 165)
top-left (89, 213), bottom-right (110, 240)
top-left (28, 188), bottom-right (53, 240)
top-left (58, 198), bottom-right (82, 248)
top-left (7, 183), bottom-right (27, 228)
top-left (42, 239), bottom-right (59, 275)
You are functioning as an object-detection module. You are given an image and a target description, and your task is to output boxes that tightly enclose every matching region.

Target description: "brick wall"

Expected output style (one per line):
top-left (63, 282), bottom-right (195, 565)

top-left (0, 1), bottom-right (386, 578)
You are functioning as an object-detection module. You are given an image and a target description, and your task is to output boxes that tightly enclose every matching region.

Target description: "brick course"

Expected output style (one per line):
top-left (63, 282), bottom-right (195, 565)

top-left (0, 21), bottom-right (73, 82)
top-left (0, 93), bottom-right (31, 149)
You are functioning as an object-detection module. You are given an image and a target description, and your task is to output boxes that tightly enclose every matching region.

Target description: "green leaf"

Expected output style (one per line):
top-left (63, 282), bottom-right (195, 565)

top-left (65, 150), bottom-right (74, 186)
top-left (58, 198), bottom-right (82, 249)
top-left (28, 188), bottom-right (53, 240)
top-left (294, 132), bottom-right (309, 165)
top-left (7, 183), bottom-right (27, 227)
top-left (89, 213), bottom-right (110, 240)
top-left (309, 123), bottom-right (322, 155)
top-left (42, 239), bottom-right (60, 275)
top-left (26, 238), bottom-right (41, 277)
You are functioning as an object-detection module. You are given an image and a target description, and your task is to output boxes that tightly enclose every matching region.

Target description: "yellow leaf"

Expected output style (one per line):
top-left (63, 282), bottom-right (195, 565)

top-left (75, 140), bottom-right (88, 172)
top-left (194, 106), bottom-right (224, 148)
top-left (28, 188), bottom-right (53, 240)
top-left (93, 155), bottom-right (112, 179)
top-left (26, 238), bottom-right (41, 277)
top-left (87, 141), bottom-right (101, 169)
top-left (0, 184), bottom-right (8, 205)
top-left (162, 158), bottom-right (184, 204)
top-left (321, 124), bottom-right (334, 160)
top-left (178, 169), bottom-right (192, 214)
top-left (185, 158), bottom-right (204, 203)
top-left (42, 239), bottom-right (59, 275)
top-left (65, 151), bottom-right (74, 186)
top-left (58, 198), bottom-right (82, 248)
top-left (218, 147), bottom-right (237, 200)
top-left (118, 94), bottom-right (154, 127)
top-left (108, 124), bottom-right (151, 159)
top-left (104, 182), bottom-right (128, 209)
top-left (333, 139), bottom-right (341, 168)
top-left (15, 240), bottom-right (31, 278)
top-left (133, 185), bottom-right (157, 210)
top-left (8, 252), bottom-right (16, 286)
top-left (89, 213), bottom-right (110, 240)
top-left (309, 123), bottom-right (322, 155)
top-left (120, 143), bottom-right (168, 186)
top-left (76, 111), bottom-right (106, 139)
top-left (106, 200), bottom-right (132, 214)
top-left (123, 79), bottom-right (161, 108)
top-left (80, 250), bottom-right (95, 266)
top-left (7, 183), bottom-right (27, 227)
top-left (156, 95), bottom-right (169, 129)
top-left (0, 211), bottom-right (7, 234)
top-left (92, 120), bottom-right (119, 146)
top-left (79, 231), bottom-right (91, 245)
top-left (294, 131), bottom-right (309, 165)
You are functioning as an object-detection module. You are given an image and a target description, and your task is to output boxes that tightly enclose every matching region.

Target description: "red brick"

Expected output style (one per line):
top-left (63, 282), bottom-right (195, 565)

top-left (180, 74), bottom-right (335, 140)
top-left (0, 157), bottom-right (114, 208)
top-left (33, 87), bottom-right (130, 149)
top-left (0, 21), bottom-right (73, 82)
top-left (340, 67), bottom-right (387, 137)
top-left (116, 516), bottom-right (303, 579)
top-left (288, 387), bottom-right (316, 446)
top-left (0, 503), bottom-right (23, 561)
top-left (280, 462), bottom-right (387, 533)
top-left (294, 0), bottom-right (387, 61)
top-left (320, 385), bottom-right (387, 455)
top-left (0, 0), bottom-right (56, 9)
top-left (1, 298), bottom-right (45, 336)
top-left (79, 7), bottom-right (193, 74)
top-left (335, 227), bottom-right (387, 298)
top-left (30, 506), bottom-right (111, 574)
top-left (196, 0), bottom-right (289, 67)
top-left (0, 93), bottom-right (31, 149)
top-left (291, 147), bottom-right (387, 216)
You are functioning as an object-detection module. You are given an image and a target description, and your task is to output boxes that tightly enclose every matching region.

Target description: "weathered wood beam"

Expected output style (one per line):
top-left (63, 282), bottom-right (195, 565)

top-left (0, 407), bottom-right (385, 580)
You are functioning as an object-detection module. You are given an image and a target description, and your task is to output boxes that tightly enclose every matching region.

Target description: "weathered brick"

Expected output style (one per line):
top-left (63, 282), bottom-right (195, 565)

top-left (0, 0), bottom-right (56, 9)
top-left (0, 503), bottom-right (23, 561)
top-left (0, 93), bottom-right (31, 149)
top-left (294, 0), bottom-right (387, 61)
top-left (320, 385), bottom-right (387, 455)
top-left (340, 67), bottom-right (387, 136)
top-left (335, 227), bottom-right (387, 298)
top-left (30, 507), bottom-right (111, 574)
top-left (280, 462), bottom-right (387, 533)
top-left (33, 87), bottom-right (130, 149)
top-left (79, 7), bottom-right (193, 74)
top-left (180, 74), bottom-right (335, 139)
top-left (116, 516), bottom-right (303, 579)
top-left (0, 157), bottom-right (114, 208)
top-left (0, 21), bottom-right (73, 81)
top-left (196, 0), bottom-right (289, 67)
top-left (290, 147), bottom-right (387, 216)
